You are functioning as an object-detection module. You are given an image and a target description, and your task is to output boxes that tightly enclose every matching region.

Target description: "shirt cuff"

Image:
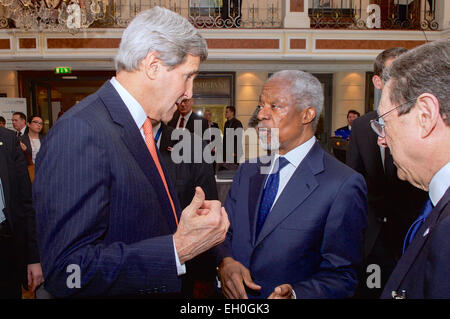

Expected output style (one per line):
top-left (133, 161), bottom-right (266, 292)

top-left (173, 236), bottom-right (186, 276)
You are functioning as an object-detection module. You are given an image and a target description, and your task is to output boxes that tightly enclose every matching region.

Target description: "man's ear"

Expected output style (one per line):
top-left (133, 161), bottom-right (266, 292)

top-left (302, 107), bottom-right (316, 125)
top-left (141, 52), bottom-right (161, 80)
top-left (416, 93), bottom-right (440, 139)
top-left (372, 75), bottom-right (383, 90)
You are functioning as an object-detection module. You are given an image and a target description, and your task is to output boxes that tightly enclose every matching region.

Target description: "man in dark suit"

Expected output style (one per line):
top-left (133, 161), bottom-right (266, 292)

top-left (167, 97), bottom-right (208, 137)
top-left (0, 127), bottom-right (43, 298)
top-left (157, 121), bottom-right (219, 298)
top-left (222, 106), bottom-right (243, 165)
top-left (376, 39), bottom-right (450, 299)
top-left (216, 70), bottom-right (367, 299)
top-left (33, 7), bottom-right (229, 298)
top-left (11, 112), bottom-right (27, 137)
top-left (347, 47), bottom-right (427, 298)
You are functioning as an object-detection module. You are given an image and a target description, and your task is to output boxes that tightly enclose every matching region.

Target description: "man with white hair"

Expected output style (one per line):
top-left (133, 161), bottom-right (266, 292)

top-left (216, 70), bottom-right (368, 299)
top-left (375, 39), bottom-right (450, 299)
top-left (33, 7), bottom-right (229, 298)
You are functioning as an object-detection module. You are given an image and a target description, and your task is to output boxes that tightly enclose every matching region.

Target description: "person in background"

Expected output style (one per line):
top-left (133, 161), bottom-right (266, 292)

top-left (168, 98), bottom-right (208, 136)
top-left (334, 109), bottom-right (360, 140)
top-left (216, 70), bottom-right (367, 299)
top-left (20, 116), bottom-right (44, 165)
top-left (0, 126), bottom-right (43, 298)
top-left (11, 112), bottom-right (27, 137)
top-left (222, 106), bottom-right (243, 165)
top-left (0, 116), bottom-right (6, 127)
top-left (377, 39), bottom-right (450, 299)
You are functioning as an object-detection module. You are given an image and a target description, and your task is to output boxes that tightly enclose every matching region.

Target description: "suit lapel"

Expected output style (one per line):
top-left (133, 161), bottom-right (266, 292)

top-left (248, 161), bottom-right (268, 245)
top-left (98, 81), bottom-right (178, 231)
top-left (254, 142), bottom-right (323, 247)
top-left (383, 187), bottom-right (450, 296)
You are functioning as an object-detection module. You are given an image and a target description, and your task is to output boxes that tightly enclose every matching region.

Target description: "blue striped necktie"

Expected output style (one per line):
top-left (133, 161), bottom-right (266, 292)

top-left (256, 157), bottom-right (289, 238)
top-left (402, 198), bottom-right (433, 254)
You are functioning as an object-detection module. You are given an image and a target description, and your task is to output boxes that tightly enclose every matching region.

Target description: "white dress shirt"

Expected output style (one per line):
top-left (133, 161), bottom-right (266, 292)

top-left (110, 77), bottom-right (186, 276)
top-left (429, 162), bottom-right (450, 207)
top-left (265, 136), bottom-right (316, 210)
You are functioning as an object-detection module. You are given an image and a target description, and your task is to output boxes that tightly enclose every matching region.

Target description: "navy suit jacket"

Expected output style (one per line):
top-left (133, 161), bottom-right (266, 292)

top-left (217, 142), bottom-right (368, 298)
top-left (381, 187), bottom-right (450, 299)
top-left (33, 81), bottom-right (185, 298)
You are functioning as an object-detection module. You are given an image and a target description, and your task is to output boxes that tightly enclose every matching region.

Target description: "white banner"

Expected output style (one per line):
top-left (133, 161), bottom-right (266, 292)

top-left (0, 98), bottom-right (27, 130)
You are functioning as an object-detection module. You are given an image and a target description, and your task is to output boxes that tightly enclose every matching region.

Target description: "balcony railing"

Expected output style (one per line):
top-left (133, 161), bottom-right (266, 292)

top-left (308, 0), bottom-right (439, 30)
top-left (0, 0), bottom-right (282, 31)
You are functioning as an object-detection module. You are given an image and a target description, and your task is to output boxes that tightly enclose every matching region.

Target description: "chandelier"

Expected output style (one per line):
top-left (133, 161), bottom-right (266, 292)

top-left (0, 0), bottom-right (109, 31)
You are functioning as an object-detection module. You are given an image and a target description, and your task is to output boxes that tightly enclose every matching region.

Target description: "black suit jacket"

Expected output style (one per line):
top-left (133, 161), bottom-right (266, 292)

top-left (223, 117), bottom-right (243, 163)
top-left (347, 111), bottom-right (427, 260)
top-left (158, 123), bottom-right (218, 208)
top-left (167, 110), bottom-right (209, 137)
top-left (158, 123), bottom-right (218, 296)
top-left (381, 187), bottom-right (450, 299)
top-left (0, 127), bottom-right (39, 285)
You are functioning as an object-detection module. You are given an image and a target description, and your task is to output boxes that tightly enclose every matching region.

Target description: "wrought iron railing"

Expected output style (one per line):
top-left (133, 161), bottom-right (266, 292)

top-left (308, 0), bottom-right (438, 30)
top-left (0, 0), bottom-right (282, 31)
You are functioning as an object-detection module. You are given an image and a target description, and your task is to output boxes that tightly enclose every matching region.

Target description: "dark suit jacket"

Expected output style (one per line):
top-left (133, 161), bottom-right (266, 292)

top-left (347, 111), bottom-right (427, 260)
top-left (158, 123), bottom-right (218, 296)
top-left (0, 127), bottom-right (39, 285)
top-left (20, 129), bottom-right (44, 164)
top-left (381, 187), bottom-right (450, 299)
top-left (167, 110), bottom-right (209, 137)
top-left (33, 81), bottom-right (185, 298)
top-left (223, 117), bottom-right (243, 163)
top-left (158, 123), bottom-right (218, 209)
top-left (209, 122), bottom-right (219, 129)
top-left (217, 142), bottom-right (368, 298)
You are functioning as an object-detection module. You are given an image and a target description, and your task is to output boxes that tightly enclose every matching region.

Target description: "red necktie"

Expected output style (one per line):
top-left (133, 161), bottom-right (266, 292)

top-left (179, 117), bottom-right (185, 129)
top-left (142, 118), bottom-right (178, 225)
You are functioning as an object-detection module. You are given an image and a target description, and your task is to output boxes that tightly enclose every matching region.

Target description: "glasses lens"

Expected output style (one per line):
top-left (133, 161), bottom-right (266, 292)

top-left (370, 120), bottom-right (384, 138)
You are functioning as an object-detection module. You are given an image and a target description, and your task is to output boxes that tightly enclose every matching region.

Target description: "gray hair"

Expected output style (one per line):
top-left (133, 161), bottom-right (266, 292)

top-left (115, 6), bottom-right (208, 72)
top-left (382, 39), bottom-right (450, 125)
top-left (268, 70), bottom-right (324, 130)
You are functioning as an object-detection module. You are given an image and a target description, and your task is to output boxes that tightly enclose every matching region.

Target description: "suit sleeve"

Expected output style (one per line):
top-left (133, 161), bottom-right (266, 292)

top-left (13, 134), bottom-right (40, 264)
top-left (425, 212), bottom-right (450, 298)
top-left (292, 173), bottom-right (368, 298)
top-left (33, 117), bottom-right (181, 297)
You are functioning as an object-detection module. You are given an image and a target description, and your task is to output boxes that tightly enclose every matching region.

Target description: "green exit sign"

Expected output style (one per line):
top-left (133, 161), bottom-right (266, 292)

top-left (55, 67), bottom-right (71, 74)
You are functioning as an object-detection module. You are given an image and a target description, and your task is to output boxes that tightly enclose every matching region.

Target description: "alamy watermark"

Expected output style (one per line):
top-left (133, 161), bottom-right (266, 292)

top-left (169, 120), bottom-right (281, 174)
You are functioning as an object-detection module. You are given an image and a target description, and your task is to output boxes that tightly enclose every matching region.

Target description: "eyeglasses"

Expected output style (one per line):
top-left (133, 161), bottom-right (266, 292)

top-left (370, 98), bottom-right (417, 138)
top-left (31, 120), bottom-right (43, 125)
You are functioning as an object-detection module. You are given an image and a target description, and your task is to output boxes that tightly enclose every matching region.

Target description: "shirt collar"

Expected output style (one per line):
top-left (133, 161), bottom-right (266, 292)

top-left (110, 77), bottom-right (147, 130)
top-left (429, 162), bottom-right (450, 206)
top-left (272, 135), bottom-right (316, 169)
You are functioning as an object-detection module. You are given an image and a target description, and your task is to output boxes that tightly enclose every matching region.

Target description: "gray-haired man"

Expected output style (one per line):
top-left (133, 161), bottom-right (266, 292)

top-left (34, 7), bottom-right (229, 298)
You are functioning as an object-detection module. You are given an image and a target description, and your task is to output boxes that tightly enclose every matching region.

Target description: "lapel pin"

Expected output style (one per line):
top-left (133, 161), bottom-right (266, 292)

top-left (423, 228), bottom-right (430, 237)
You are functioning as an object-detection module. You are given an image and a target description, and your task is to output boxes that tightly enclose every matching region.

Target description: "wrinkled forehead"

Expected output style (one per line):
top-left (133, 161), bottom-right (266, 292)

top-left (260, 79), bottom-right (290, 102)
